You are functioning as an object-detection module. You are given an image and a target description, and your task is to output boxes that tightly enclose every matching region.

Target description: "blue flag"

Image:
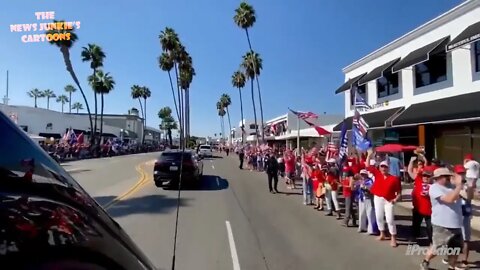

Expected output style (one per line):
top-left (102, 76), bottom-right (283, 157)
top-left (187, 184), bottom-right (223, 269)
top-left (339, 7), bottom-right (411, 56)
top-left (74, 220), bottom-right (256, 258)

top-left (338, 120), bottom-right (348, 167)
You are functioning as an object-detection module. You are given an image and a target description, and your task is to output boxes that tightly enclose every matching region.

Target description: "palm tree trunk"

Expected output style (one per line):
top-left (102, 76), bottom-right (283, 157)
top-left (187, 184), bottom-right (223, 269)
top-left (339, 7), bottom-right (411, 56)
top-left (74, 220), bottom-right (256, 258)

top-left (34, 97), bottom-right (37, 108)
top-left (185, 88), bottom-right (189, 142)
top-left (76, 108), bottom-right (79, 113)
top-left (168, 128), bottom-right (173, 146)
top-left (174, 63), bottom-right (184, 148)
top-left (47, 98), bottom-right (50, 109)
top-left (62, 103), bottom-right (64, 113)
top-left (245, 29), bottom-right (264, 143)
top-left (143, 97), bottom-right (147, 144)
top-left (100, 93), bottom-right (105, 144)
top-left (60, 45), bottom-right (94, 144)
top-left (167, 71), bottom-right (180, 121)
top-left (180, 90), bottom-right (185, 147)
top-left (255, 76), bottom-right (265, 142)
top-left (238, 87), bottom-right (245, 143)
top-left (226, 107), bottom-right (232, 144)
top-left (69, 92), bottom-right (72, 113)
top-left (92, 68), bottom-right (98, 145)
top-left (250, 79), bottom-right (259, 145)
top-left (137, 98), bottom-right (144, 143)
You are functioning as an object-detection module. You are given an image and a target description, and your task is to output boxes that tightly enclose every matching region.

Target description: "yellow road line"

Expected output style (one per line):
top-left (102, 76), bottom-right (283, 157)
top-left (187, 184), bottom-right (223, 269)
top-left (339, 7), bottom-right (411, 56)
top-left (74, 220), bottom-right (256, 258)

top-left (103, 160), bottom-right (153, 209)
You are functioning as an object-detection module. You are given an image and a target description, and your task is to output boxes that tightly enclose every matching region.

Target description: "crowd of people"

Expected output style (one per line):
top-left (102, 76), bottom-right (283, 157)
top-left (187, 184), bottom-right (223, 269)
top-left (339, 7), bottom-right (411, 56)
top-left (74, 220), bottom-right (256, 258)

top-left (233, 143), bottom-right (479, 270)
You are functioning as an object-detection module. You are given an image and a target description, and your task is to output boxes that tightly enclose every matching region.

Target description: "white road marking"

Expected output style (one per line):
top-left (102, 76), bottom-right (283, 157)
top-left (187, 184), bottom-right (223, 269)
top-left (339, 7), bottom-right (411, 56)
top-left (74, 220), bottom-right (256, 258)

top-left (210, 160), bottom-right (213, 163)
top-left (216, 177), bottom-right (220, 186)
top-left (225, 221), bottom-right (241, 270)
top-left (211, 165), bottom-right (215, 169)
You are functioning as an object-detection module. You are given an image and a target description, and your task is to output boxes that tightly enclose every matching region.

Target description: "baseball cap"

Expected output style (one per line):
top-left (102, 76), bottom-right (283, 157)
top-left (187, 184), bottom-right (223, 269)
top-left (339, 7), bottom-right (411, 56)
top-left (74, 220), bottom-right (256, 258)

top-left (379, 160), bottom-right (389, 167)
top-left (360, 169), bottom-right (368, 175)
top-left (342, 166), bottom-right (350, 172)
top-left (432, 167), bottom-right (453, 179)
top-left (421, 166), bottom-right (433, 177)
top-left (465, 153), bottom-right (474, 160)
top-left (454, 164), bottom-right (466, 174)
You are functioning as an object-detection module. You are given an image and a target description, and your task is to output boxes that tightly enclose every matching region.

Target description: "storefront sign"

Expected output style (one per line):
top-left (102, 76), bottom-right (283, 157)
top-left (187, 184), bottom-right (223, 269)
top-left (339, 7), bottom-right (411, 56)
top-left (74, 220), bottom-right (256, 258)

top-left (9, 11), bottom-right (81, 43)
top-left (357, 100), bottom-right (389, 112)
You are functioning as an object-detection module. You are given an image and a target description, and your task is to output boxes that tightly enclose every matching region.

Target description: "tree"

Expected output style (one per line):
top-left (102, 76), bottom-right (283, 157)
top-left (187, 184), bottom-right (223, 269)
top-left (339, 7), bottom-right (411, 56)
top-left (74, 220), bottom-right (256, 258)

top-left (216, 101), bottom-right (226, 142)
top-left (220, 93), bottom-right (232, 144)
top-left (27, 88), bottom-right (43, 108)
top-left (141, 86), bottom-right (151, 144)
top-left (64, 84), bottom-right (76, 113)
top-left (131, 85), bottom-right (145, 141)
top-left (241, 51), bottom-right (259, 143)
top-left (234, 2), bottom-right (265, 141)
top-left (158, 106), bottom-right (178, 146)
top-left (72, 102), bottom-right (83, 113)
top-left (159, 52), bottom-right (180, 121)
top-left (46, 20), bottom-right (94, 143)
top-left (232, 71), bottom-right (246, 143)
top-left (89, 70), bottom-right (115, 141)
top-left (43, 89), bottom-right (56, 110)
top-left (81, 43), bottom-right (106, 144)
top-left (56, 94), bottom-right (69, 113)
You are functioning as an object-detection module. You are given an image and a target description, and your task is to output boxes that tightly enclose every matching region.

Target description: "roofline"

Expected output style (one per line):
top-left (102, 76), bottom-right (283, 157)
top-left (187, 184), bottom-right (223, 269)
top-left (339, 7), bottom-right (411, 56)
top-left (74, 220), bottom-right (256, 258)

top-left (266, 113), bottom-right (288, 123)
top-left (342, 0), bottom-right (480, 73)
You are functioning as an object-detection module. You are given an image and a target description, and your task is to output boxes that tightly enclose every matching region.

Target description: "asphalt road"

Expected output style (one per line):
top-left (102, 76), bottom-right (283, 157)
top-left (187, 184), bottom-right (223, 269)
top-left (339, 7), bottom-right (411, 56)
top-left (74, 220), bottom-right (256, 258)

top-left (67, 152), bottom-right (480, 270)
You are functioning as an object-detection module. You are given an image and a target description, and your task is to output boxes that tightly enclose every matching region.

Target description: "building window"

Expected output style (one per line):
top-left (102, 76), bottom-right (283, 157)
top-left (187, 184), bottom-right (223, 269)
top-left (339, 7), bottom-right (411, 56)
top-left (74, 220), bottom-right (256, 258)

top-left (414, 51), bottom-right (447, 88)
top-left (350, 84), bottom-right (366, 106)
top-left (377, 71), bottom-right (399, 98)
top-left (475, 41), bottom-right (480, 73)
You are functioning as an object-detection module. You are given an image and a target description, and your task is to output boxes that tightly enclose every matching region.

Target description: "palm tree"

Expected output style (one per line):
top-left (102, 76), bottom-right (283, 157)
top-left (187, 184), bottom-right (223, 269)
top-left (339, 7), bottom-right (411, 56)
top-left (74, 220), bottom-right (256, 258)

top-left (90, 70), bottom-right (115, 141)
top-left (43, 89), bottom-right (56, 110)
top-left (46, 20), bottom-right (94, 142)
top-left (231, 70), bottom-right (246, 142)
top-left (141, 86), bottom-right (151, 144)
top-left (241, 51), bottom-right (259, 142)
top-left (220, 93), bottom-right (233, 143)
top-left (217, 101), bottom-right (226, 141)
top-left (131, 85), bottom-right (145, 140)
top-left (158, 106), bottom-right (178, 146)
top-left (64, 84), bottom-right (76, 113)
top-left (56, 94), bottom-right (69, 113)
top-left (27, 88), bottom-right (43, 108)
top-left (81, 43), bottom-right (106, 144)
top-left (72, 102), bottom-right (83, 113)
top-left (234, 2), bottom-right (265, 141)
top-left (158, 52), bottom-right (180, 121)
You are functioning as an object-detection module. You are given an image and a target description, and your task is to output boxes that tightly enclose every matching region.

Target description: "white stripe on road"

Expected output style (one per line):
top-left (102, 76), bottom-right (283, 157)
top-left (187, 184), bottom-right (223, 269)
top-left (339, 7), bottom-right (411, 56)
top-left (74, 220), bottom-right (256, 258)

top-left (210, 160), bottom-right (213, 163)
top-left (212, 165), bottom-right (215, 169)
top-left (225, 221), bottom-right (241, 270)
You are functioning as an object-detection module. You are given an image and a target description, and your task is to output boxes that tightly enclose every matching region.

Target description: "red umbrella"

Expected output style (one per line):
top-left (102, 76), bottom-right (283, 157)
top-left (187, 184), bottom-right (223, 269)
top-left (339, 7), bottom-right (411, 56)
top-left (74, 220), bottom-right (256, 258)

top-left (376, 144), bottom-right (417, 153)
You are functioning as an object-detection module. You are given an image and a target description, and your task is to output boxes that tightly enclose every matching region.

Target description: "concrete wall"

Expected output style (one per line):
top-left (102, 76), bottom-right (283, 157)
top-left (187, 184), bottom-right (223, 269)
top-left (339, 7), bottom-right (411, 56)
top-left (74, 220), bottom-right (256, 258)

top-left (342, 2), bottom-right (480, 118)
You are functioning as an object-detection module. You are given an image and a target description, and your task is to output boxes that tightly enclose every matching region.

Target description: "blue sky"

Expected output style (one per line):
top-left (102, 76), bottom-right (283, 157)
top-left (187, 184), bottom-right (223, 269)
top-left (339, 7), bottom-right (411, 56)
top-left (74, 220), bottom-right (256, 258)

top-left (0, 0), bottom-right (463, 137)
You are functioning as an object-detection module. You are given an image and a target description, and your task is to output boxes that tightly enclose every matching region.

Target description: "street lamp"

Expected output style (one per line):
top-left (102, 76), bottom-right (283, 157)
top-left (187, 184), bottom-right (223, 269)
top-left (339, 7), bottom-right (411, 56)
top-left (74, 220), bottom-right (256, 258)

top-left (120, 129), bottom-right (124, 141)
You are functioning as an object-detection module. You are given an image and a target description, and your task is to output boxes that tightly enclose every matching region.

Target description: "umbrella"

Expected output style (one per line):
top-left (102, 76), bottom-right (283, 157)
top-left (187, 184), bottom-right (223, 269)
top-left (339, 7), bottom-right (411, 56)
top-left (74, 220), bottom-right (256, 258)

top-left (376, 143), bottom-right (417, 153)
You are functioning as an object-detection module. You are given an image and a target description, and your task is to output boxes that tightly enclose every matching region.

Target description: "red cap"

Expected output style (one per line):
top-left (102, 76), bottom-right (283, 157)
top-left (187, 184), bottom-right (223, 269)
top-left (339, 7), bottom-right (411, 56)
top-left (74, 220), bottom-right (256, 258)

top-left (454, 164), bottom-right (466, 174)
top-left (342, 166), bottom-right (350, 172)
top-left (465, 154), bottom-right (474, 160)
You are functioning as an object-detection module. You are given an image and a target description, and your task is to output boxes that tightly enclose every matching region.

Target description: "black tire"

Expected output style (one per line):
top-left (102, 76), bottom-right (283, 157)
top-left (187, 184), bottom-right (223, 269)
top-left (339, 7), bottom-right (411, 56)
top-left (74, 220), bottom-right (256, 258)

top-left (154, 181), bottom-right (162, 188)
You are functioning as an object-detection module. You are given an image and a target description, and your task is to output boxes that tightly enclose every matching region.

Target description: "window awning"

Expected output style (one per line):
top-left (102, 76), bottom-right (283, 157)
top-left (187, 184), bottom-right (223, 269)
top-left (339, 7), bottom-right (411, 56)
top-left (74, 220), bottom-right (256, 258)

top-left (392, 92), bottom-right (480, 127)
top-left (39, 133), bottom-right (62, 139)
top-left (358, 58), bottom-right (400, 85)
top-left (447, 21), bottom-right (480, 52)
top-left (334, 73), bottom-right (366, 94)
top-left (391, 36), bottom-right (450, 73)
top-left (332, 107), bottom-right (404, 131)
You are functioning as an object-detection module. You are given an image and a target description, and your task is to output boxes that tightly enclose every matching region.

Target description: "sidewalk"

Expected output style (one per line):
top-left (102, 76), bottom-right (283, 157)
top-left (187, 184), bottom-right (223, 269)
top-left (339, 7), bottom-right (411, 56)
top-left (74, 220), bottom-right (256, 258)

top-left (399, 183), bottom-right (480, 234)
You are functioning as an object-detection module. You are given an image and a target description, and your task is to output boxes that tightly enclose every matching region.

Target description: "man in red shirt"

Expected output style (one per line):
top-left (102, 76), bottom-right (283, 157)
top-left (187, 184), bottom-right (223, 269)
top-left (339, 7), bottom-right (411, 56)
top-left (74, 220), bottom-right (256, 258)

top-left (366, 149), bottom-right (402, 247)
top-left (342, 166), bottom-right (356, 227)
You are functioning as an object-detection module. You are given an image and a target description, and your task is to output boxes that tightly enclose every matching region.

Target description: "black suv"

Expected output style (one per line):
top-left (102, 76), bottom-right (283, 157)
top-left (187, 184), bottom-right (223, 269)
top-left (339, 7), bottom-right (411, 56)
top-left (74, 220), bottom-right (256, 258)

top-left (153, 150), bottom-right (204, 188)
top-left (0, 112), bottom-right (156, 269)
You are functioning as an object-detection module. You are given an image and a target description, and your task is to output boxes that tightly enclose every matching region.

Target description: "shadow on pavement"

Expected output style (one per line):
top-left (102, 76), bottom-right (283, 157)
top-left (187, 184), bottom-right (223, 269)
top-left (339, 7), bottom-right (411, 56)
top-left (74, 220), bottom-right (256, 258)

top-left (178, 175), bottom-right (229, 191)
top-left (94, 194), bottom-right (191, 218)
top-left (95, 196), bottom-right (116, 206)
top-left (202, 155), bottom-right (223, 160)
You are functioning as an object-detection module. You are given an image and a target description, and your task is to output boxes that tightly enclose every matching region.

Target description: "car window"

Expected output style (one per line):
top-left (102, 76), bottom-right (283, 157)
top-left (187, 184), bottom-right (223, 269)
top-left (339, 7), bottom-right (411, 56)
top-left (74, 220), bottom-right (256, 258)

top-left (160, 152), bottom-right (192, 161)
top-left (0, 112), bottom-right (85, 191)
top-left (200, 146), bottom-right (211, 150)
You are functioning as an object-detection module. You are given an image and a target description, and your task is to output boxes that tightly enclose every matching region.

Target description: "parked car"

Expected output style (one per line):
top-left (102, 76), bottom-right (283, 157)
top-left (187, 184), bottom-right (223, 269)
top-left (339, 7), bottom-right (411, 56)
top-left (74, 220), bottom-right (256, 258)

top-left (153, 150), bottom-right (204, 189)
top-left (198, 145), bottom-right (213, 158)
top-left (0, 111), bottom-right (157, 269)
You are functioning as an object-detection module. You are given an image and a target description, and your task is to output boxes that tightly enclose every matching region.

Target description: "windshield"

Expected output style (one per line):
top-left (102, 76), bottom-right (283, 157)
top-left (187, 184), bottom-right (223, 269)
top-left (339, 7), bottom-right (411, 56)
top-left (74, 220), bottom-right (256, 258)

top-left (200, 146), bottom-right (211, 150)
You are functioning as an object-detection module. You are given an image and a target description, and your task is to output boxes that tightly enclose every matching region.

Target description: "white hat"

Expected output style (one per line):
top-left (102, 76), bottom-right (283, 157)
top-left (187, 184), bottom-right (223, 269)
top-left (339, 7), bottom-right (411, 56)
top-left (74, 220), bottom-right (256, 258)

top-left (379, 160), bottom-right (389, 167)
top-left (327, 158), bottom-right (336, 163)
top-left (360, 169), bottom-right (368, 175)
top-left (369, 159), bottom-right (376, 166)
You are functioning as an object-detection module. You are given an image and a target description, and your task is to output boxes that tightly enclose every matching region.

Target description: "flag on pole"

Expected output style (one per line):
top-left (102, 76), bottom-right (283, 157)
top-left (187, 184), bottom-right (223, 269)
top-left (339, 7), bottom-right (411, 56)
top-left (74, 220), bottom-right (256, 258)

top-left (303, 119), bottom-right (331, 135)
top-left (352, 109), bottom-right (371, 152)
top-left (353, 85), bottom-right (371, 110)
top-left (326, 142), bottom-right (338, 160)
top-left (338, 120), bottom-right (348, 167)
top-left (68, 129), bottom-right (77, 145)
top-left (77, 132), bottom-right (84, 144)
top-left (288, 108), bottom-right (318, 120)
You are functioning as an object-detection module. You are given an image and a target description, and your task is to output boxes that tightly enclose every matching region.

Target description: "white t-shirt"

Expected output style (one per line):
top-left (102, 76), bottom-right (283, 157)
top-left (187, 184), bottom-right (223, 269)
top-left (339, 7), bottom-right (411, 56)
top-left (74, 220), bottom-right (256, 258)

top-left (464, 160), bottom-right (480, 179)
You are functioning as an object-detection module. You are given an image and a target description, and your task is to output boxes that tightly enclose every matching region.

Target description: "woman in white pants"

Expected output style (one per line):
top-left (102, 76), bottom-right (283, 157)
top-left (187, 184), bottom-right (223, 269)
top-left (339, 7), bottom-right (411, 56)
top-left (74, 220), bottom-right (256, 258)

top-left (366, 150), bottom-right (402, 247)
top-left (324, 167), bottom-right (342, 219)
top-left (357, 169), bottom-right (376, 234)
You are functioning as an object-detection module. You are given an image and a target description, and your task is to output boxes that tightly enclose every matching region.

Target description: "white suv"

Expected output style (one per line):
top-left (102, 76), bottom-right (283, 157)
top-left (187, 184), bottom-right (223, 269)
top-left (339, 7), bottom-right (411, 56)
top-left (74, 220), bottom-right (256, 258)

top-left (198, 144), bottom-right (213, 158)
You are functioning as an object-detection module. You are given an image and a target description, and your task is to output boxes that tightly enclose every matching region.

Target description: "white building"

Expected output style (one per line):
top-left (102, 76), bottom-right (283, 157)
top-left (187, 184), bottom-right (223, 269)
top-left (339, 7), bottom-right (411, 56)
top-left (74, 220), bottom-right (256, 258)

top-left (334, 0), bottom-right (480, 164)
top-left (0, 104), bottom-right (154, 143)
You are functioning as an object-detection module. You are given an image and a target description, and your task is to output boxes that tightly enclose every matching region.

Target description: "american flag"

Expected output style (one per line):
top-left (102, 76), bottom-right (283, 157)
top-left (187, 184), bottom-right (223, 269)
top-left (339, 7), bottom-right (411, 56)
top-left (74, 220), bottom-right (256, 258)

top-left (289, 108), bottom-right (318, 120)
top-left (353, 86), bottom-right (371, 110)
top-left (338, 121), bottom-right (349, 167)
top-left (326, 142), bottom-right (338, 160)
top-left (352, 109), bottom-right (371, 152)
top-left (353, 109), bottom-right (369, 137)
